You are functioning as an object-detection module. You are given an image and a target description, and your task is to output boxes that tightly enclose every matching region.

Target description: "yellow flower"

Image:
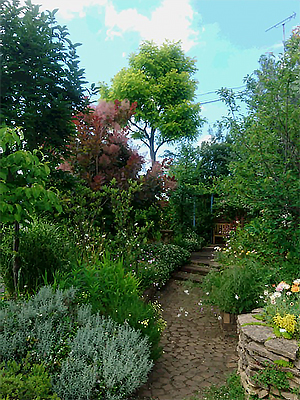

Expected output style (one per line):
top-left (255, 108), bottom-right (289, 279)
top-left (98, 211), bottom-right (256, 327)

top-left (273, 313), bottom-right (296, 334)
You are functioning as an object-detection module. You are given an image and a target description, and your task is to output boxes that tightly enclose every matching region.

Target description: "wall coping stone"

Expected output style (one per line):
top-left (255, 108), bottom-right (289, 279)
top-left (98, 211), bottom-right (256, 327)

top-left (241, 324), bottom-right (276, 343)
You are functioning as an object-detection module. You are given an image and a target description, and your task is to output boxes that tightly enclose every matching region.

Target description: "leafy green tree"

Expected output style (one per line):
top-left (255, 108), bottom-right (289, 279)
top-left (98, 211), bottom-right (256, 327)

top-left (100, 41), bottom-right (203, 163)
top-left (0, 127), bottom-right (62, 291)
top-left (217, 27), bottom-right (300, 260)
top-left (0, 0), bottom-right (88, 159)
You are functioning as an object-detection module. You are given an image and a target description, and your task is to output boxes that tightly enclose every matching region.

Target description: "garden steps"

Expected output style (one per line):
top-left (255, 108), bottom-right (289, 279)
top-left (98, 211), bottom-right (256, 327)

top-left (180, 264), bottom-right (215, 275)
top-left (171, 270), bottom-right (203, 283)
top-left (172, 245), bottom-right (220, 282)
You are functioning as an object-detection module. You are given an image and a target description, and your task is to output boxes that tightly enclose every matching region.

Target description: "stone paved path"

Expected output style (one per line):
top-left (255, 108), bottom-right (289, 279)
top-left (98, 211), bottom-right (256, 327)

top-left (136, 257), bottom-right (238, 400)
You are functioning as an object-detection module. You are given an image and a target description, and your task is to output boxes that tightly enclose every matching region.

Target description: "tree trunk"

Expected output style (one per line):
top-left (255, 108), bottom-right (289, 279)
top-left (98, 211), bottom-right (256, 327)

top-left (149, 130), bottom-right (156, 165)
top-left (13, 221), bottom-right (21, 292)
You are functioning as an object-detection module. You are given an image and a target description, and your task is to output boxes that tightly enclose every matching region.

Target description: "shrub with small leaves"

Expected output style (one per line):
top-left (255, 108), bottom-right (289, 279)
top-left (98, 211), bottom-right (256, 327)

top-left (0, 286), bottom-right (153, 399)
top-left (54, 314), bottom-right (153, 400)
top-left (0, 286), bottom-right (78, 367)
top-left (0, 357), bottom-right (60, 400)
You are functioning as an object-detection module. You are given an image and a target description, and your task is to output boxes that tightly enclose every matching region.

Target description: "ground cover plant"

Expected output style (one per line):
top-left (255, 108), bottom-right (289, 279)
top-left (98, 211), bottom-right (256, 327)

top-left (0, 286), bottom-right (153, 400)
top-left (185, 372), bottom-right (246, 400)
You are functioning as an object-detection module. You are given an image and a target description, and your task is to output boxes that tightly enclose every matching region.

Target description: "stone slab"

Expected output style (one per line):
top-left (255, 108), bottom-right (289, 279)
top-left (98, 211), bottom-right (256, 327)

top-left (238, 313), bottom-right (267, 326)
top-left (264, 338), bottom-right (299, 360)
top-left (248, 341), bottom-right (289, 362)
top-left (241, 324), bottom-right (276, 343)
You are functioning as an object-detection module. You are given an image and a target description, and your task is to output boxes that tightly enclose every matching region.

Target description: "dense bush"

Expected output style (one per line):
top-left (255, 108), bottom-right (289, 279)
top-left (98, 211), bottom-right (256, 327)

top-left (55, 253), bottom-right (164, 360)
top-left (173, 230), bottom-right (205, 252)
top-left (202, 260), bottom-right (269, 314)
top-left (54, 314), bottom-right (152, 400)
top-left (0, 286), bottom-right (153, 399)
top-left (0, 358), bottom-right (60, 400)
top-left (134, 243), bottom-right (191, 289)
top-left (0, 218), bottom-right (78, 294)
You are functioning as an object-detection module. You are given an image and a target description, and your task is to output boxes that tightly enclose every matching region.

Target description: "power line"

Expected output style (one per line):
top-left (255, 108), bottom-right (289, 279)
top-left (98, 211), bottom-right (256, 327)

top-left (200, 98), bottom-right (222, 105)
top-left (196, 84), bottom-right (246, 97)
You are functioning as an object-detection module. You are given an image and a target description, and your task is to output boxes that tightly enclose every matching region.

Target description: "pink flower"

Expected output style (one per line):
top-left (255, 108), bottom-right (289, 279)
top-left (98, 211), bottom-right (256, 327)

top-left (276, 281), bottom-right (290, 291)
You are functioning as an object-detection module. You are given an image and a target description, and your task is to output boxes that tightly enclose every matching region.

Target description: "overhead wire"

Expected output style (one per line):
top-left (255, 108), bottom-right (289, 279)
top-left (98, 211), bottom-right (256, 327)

top-left (196, 84), bottom-right (247, 105)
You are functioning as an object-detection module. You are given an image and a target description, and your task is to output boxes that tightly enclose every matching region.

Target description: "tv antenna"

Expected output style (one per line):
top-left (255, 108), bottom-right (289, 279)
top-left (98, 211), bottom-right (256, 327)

top-left (266, 12), bottom-right (296, 45)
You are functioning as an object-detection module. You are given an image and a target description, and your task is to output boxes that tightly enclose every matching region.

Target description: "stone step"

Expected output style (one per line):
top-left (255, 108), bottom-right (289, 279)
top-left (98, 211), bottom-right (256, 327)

top-left (191, 260), bottom-right (220, 268)
top-left (181, 264), bottom-right (214, 275)
top-left (172, 271), bottom-right (203, 283)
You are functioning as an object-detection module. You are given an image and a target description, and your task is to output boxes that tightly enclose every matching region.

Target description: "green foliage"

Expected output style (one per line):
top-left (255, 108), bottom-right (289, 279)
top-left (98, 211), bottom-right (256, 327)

top-left (215, 29), bottom-right (300, 266)
top-left (0, 218), bottom-right (78, 294)
top-left (0, 127), bottom-right (63, 292)
top-left (107, 180), bottom-right (151, 255)
top-left (55, 253), bottom-right (164, 360)
top-left (167, 137), bottom-right (232, 237)
top-left (0, 358), bottom-right (60, 400)
top-left (100, 40), bottom-right (203, 162)
top-left (1, 0), bottom-right (88, 158)
top-left (202, 260), bottom-right (268, 314)
top-left (135, 243), bottom-right (190, 289)
top-left (187, 372), bottom-right (245, 400)
top-left (0, 127), bottom-right (62, 224)
top-left (53, 315), bottom-right (153, 400)
top-left (173, 230), bottom-right (205, 252)
top-left (217, 219), bottom-right (299, 281)
top-left (0, 286), bottom-right (153, 399)
top-left (252, 362), bottom-right (292, 392)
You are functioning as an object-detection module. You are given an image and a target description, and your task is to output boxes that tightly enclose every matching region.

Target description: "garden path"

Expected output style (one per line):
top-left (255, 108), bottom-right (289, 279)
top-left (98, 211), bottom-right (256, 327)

top-left (136, 248), bottom-right (238, 400)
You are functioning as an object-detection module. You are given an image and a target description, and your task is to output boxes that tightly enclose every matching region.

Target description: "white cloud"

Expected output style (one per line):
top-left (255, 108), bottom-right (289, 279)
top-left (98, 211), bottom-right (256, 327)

top-left (26, 0), bottom-right (108, 20)
top-left (104, 0), bottom-right (199, 51)
top-left (30, 0), bottom-right (199, 51)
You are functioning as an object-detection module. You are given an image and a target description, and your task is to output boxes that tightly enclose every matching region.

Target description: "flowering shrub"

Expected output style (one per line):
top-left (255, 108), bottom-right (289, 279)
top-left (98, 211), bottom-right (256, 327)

top-left (134, 243), bottom-right (190, 290)
top-left (262, 279), bottom-right (300, 339)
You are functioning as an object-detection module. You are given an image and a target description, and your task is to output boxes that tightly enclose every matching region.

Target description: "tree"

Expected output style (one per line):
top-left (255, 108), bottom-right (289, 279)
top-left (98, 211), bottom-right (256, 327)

top-left (216, 27), bottom-right (300, 260)
top-left (60, 100), bottom-right (144, 190)
top-left (100, 41), bottom-right (203, 163)
top-left (0, 127), bottom-right (62, 291)
top-left (0, 0), bottom-right (88, 159)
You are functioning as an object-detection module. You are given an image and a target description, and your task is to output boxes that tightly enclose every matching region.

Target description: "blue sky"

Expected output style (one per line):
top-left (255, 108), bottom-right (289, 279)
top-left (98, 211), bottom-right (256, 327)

top-left (32, 0), bottom-right (299, 160)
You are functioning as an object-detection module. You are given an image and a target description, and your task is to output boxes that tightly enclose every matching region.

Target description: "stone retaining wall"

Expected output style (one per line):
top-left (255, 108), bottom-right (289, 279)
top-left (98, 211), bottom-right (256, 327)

top-left (237, 309), bottom-right (300, 400)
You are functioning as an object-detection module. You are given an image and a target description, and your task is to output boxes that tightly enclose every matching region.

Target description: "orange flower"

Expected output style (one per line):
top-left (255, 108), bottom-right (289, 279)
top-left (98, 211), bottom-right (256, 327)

top-left (291, 285), bottom-right (300, 293)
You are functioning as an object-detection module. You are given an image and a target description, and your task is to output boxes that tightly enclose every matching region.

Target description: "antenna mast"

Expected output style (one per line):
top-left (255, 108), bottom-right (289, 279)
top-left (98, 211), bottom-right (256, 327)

top-left (265, 12), bottom-right (296, 47)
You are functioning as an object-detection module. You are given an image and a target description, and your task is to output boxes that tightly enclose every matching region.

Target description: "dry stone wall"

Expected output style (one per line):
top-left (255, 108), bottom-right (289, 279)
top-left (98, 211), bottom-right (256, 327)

top-left (237, 309), bottom-right (300, 400)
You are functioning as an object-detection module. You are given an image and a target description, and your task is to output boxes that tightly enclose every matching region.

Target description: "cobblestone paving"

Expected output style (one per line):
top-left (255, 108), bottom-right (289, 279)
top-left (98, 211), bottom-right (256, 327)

top-left (136, 279), bottom-right (238, 400)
